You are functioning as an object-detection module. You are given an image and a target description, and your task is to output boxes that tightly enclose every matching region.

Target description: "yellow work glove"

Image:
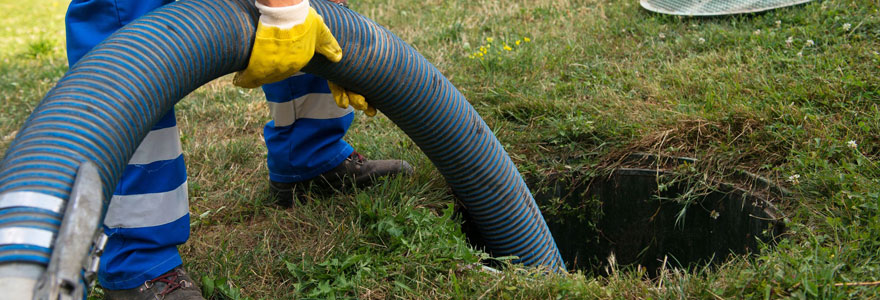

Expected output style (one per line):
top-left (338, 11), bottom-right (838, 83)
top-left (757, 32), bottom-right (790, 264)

top-left (233, 0), bottom-right (342, 88)
top-left (328, 82), bottom-right (376, 117)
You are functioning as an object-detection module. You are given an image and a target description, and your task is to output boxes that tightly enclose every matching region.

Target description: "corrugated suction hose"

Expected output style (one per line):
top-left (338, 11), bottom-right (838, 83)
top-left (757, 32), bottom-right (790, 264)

top-left (0, 0), bottom-right (564, 273)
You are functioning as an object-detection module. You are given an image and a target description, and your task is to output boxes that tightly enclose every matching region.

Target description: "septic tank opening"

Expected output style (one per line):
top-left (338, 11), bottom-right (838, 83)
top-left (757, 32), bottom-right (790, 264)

top-left (459, 154), bottom-right (787, 276)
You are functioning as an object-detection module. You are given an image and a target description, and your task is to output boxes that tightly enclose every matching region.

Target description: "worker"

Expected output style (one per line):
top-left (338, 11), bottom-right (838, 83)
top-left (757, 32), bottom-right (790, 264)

top-left (64, 0), bottom-right (411, 298)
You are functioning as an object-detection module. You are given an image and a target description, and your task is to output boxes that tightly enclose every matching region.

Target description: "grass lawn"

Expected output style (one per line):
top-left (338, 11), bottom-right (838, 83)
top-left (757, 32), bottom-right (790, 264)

top-left (1, 0), bottom-right (878, 298)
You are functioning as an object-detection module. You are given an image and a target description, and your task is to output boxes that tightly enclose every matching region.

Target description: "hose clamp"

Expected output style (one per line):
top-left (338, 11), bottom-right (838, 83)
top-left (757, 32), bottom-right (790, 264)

top-left (33, 162), bottom-right (105, 300)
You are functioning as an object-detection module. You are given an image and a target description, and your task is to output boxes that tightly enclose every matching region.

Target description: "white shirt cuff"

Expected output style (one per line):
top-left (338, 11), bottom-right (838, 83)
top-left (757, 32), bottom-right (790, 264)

top-left (255, 0), bottom-right (310, 29)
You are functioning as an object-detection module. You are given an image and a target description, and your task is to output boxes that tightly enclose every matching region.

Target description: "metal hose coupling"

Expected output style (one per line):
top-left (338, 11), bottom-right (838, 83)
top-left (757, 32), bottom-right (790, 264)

top-left (0, 162), bottom-right (107, 300)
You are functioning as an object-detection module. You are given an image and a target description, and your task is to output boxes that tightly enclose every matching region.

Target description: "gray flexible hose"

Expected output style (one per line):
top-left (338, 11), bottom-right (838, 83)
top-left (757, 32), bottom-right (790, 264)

top-left (0, 0), bottom-right (564, 279)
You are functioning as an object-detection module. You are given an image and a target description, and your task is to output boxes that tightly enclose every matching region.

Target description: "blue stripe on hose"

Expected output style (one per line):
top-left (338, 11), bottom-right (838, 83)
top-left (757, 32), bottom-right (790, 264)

top-left (442, 143), bottom-right (505, 188)
top-left (476, 197), bottom-right (529, 231)
top-left (362, 42), bottom-right (406, 104)
top-left (137, 15), bottom-right (197, 86)
top-left (78, 50), bottom-right (162, 118)
top-left (0, 254), bottom-right (50, 265)
top-left (4, 134), bottom-right (110, 186)
top-left (490, 218), bottom-right (546, 258)
top-left (490, 230), bottom-right (544, 264)
top-left (450, 164), bottom-right (512, 197)
top-left (0, 244), bottom-right (52, 254)
top-left (133, 18), bottom-right (197, 84)
top-left (483, 215), bottom-right (535, 248)
top-left (90, 48), bottom-right (163, 109)
top-left (195, 2), bottom-right (233, 70)
top-left (112, 35), bottom-right (178, 101)
top-left (170, 4), bottom-right (211, 79)
top-left (385, 53), bottom-right (430, 117)
top-left (2, 163), bottom-right (71, 184)
top-left (0, 158), bottom-right (77, 180)
top-left (398, 81), bottom-right (458, 142)
top-left (358, 31), bottom-right (395, 97)
top-left (1, 166), bottom-right (75, 188)
top-left (466, 178), bottom-right (522, 214)
top-left (0, 216), bottom-right (62, 226)
top-left (428, 123), bottom-right (486, 165)
top-left (516, 234), bottom-right (551, 265)
top-left (427, 139), bottom-right (492, 177)
top-left (24, 108), bottom-right (135, 162)
top-left (64, 65), bottom-right (155, 126)
top-left (15, 125), bottom-right (114, 167)
top-left (466, 184), bottom-right (520, 217)
top-left (130, 23), bottom-right (187, 80)
top-left (1, 149), bottom-right (79, 171)
top-left (123, 29), bottom-right (185, 96)
top-left (527, 232), bottom-right (560, 266)
top-left (0, 207), bottom-right (62, 219)
top-left (482, 204), bottom-right (535, 241)
top-left (96, 45), bottom-right (167, 111)
top-left (0, 178), bottom-right (71, 196)
top-left (33, 112), bottom-right (127, 165)
top-left (371, 43), bottom-right (412, 109)
top-left (171, 9), bottom-right (212, 80)
top-left (33, 95), bottom-right (140, 143)
top-left (528, 232), bottom-right (561, 266)
top-left (454, 169), bottom-right (517, 204)
top-left (139, 15), bottom-right (195, 86)
top-left (428, 115), bottom-right (480, 162)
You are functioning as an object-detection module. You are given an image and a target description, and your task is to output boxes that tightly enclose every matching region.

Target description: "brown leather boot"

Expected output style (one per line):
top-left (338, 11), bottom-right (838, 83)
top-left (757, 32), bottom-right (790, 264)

top-left (103, 266), bottom-right (204, 300)
top-left (269, 151), bottom-right (414, 207)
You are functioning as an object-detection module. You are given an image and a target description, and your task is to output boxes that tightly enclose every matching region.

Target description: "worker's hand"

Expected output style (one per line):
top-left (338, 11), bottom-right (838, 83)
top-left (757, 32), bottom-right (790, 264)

top-left (233, 0), bottom-right (342, 88)
top-left (329, 82), bottom-right (376, 117)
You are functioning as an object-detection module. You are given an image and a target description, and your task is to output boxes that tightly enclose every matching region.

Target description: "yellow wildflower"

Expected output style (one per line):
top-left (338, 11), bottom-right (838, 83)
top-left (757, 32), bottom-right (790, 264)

top-left (523, 37), bottom-right (531, 42)
top-left (486, 37), bottom-right (494, 43)
top-left (516, 40), bottom-right (521, 45)
top-left (503, 45), bottom-right (512, 51)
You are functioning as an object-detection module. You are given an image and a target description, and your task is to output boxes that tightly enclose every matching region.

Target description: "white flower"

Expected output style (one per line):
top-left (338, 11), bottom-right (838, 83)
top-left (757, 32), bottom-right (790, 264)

top-left (658, 33), bottom-right (666, 39)
top-left (843, 23), bottom-right (852, 31)
top-left (847, 140), bottom-right (858, 149)
top-left (775, 20), bottom-right (782, 26)
top-left (786, 36), bottom-right (794, 45)
top-left (710, 210), bottom-right (720, 219)
top-left (787, 174), bottom-right (801, 185)
top-left (698, 37), bottom-right (705, 44)
top-left (806, 39), bottom-right (815, 47)
top-left (797, 51), bottom-right (803, 57)
top-left (754, 29), bottom-right (762, 35)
